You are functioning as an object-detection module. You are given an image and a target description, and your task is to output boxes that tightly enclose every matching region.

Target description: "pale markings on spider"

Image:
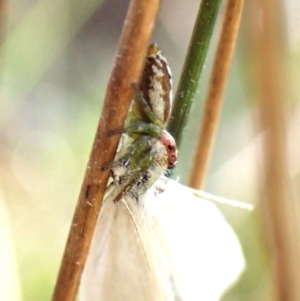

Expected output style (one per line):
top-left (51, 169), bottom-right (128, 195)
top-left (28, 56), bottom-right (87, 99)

top-left (149, 64), bottom-right (169, 122)
top-left (138, 44), bottom-right (172, 124)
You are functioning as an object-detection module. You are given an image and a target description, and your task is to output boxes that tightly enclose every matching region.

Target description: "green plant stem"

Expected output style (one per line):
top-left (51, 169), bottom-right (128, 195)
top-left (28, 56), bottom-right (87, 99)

top-left (188, 0), bottom-right (244, 189)
top-left (167, 0), bottom-right (221, 148)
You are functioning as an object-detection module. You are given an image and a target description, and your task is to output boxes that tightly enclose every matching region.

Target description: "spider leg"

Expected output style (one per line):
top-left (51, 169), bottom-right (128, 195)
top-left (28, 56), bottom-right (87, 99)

top-left (108, 122), bottom-right (162, 139)
top-left (125, 122), bottom-right (162, 138)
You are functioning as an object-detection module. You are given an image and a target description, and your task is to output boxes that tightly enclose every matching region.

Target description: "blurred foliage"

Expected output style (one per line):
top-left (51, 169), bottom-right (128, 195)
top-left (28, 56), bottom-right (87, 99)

top-left (1, 0), bottom-right (300, 300)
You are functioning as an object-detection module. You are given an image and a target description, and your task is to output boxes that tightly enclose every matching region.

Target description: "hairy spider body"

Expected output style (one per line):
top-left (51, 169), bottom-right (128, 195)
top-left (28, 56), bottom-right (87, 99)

top-left (107, 44), bottom-right (177, 201)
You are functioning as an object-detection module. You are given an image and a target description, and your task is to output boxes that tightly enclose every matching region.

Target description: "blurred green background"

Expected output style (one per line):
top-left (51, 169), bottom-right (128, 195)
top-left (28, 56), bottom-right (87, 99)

top-left (1, 0), bottom-right (300, 300)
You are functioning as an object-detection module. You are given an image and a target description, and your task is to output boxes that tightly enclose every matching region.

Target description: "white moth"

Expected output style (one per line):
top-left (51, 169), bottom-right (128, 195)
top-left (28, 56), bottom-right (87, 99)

top-left (80, 178), bottom-right (245, 301)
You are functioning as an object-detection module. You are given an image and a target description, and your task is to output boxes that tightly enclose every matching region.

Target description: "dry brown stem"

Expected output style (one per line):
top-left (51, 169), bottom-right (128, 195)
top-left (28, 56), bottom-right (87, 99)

top-left (188, 0), bottom-right (244, 189)
top-left (51, 0), bottom-right (160, 300)
top-left (253, 0), bottom-right (300, 299)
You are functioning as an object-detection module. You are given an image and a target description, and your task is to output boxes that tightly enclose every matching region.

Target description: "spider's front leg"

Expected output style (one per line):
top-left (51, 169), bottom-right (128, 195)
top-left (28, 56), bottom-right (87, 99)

top-left (107, 121), bottom-right (162, 140)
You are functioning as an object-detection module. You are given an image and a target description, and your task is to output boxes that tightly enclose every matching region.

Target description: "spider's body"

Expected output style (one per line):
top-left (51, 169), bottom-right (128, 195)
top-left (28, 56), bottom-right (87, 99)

top-left (107, 44), bottom-right (177, 201)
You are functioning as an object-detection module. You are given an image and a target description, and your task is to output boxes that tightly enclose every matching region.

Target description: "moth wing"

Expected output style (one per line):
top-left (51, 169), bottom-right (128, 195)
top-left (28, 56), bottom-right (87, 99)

top-left (81, 179), bottom-right (245, 301)
top-left (147, 179), bottom-right (245, 301)
top-left (80, 187), bottom-right (176, 301)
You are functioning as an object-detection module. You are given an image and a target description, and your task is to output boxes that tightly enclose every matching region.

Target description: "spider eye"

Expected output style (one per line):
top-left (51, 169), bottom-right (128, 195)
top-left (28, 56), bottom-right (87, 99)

top-left (159, 130), bottom-right (178, 169)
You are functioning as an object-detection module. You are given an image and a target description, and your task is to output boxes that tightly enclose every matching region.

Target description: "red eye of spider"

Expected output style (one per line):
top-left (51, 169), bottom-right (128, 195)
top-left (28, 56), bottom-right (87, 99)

top-left (160, 130), bottom-right (178, 169)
